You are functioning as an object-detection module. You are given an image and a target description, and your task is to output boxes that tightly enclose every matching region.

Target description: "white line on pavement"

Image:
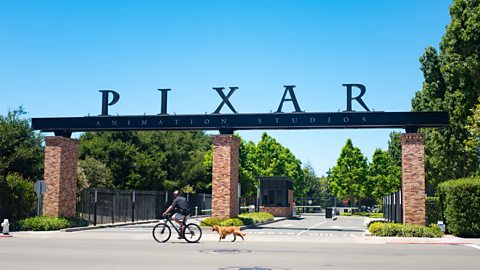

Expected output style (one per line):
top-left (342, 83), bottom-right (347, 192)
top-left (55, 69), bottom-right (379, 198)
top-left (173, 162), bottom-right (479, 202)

top-left (464, 244), bottom-right (480, 250)
top-left (297, 221), bottom-right (327, 236)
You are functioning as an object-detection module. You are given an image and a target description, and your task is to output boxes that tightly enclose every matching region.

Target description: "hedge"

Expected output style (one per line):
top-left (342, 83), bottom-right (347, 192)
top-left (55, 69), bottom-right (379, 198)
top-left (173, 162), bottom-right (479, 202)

top-left (368, 221), bottom-right (443, 238)
top-left (340, 212), bottom-right (383, 218)
top-left (438, 177), bottom-right (480, 237)
top-left (200, 212), bottom-right (274, 227)
top-left (16, 216), bottom-right (89, 231)
top-left (426, 197), bottom-right (442, 225)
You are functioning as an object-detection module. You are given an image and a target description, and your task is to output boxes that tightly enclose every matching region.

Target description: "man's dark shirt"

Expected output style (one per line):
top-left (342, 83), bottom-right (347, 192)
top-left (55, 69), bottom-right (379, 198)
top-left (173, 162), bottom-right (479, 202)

top-left (171, 196), bottom-right (188, 213)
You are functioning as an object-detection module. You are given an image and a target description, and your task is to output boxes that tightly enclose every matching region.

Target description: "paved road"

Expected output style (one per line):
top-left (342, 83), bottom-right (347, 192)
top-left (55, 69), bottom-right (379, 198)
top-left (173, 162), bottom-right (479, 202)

top-left (89, 215), bottom-right (367, 238)
top-left (245, 216), bottom-right (366, 237)
top-left (1, 235), bottom-right (480, 270)
top-left (2, 216), bottom-right (480, 270)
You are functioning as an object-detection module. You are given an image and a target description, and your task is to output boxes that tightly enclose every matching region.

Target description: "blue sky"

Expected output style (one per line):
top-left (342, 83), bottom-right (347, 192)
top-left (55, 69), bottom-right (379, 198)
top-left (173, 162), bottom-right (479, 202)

top-left (0, 0), bottom-right (452, 176)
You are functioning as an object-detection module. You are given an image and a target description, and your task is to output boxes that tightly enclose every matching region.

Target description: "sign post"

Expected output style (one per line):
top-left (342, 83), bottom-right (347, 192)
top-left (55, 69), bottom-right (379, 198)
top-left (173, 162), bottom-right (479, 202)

top-left (34, 180), bottom-right (46, 216)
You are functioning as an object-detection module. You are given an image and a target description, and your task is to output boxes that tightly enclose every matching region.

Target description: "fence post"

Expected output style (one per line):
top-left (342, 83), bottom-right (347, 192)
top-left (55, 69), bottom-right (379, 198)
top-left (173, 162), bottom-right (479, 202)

top-left (132, 190), bottom-right (135, 223)
top-left (399, 190), bottom-right (403, 223)
top-left (387, 194), bottom-right (391, 222)
top-left (111, 192), bottom-right (115, 224)
top-left (93, 189), bottom-right (97, 226)
top-left (382, 196), bottom-right (385, 220)
top-left (391, 190), bottom-right (398, 223)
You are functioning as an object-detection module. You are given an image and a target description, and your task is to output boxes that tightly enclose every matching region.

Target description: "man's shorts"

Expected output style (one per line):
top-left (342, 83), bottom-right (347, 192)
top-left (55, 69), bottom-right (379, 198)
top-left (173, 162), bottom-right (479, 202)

top-left (173, 213), bottom-right (185, 221)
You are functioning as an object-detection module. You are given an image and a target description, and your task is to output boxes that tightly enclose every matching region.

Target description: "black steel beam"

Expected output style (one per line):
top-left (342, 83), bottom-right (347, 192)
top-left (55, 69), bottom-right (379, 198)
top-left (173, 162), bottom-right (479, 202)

top-left (31, 111), bottom-right (449, 134)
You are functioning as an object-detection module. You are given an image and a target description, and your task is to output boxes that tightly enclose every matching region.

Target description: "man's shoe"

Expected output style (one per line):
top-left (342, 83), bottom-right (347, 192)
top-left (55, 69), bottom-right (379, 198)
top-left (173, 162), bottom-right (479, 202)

top-left (177, 236), bottom-right (184, 239)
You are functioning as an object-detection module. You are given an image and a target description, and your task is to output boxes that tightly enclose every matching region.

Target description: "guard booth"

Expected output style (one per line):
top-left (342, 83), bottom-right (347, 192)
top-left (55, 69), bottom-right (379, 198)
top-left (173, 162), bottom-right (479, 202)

top-left (258, 177), bottom-right (294, 217)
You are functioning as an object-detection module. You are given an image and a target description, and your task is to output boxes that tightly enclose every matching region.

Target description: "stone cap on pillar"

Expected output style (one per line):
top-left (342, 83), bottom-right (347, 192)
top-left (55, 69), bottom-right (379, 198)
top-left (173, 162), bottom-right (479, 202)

top-left (401, 133), bottom-right (425, 145)
top-left (45, 136), bottom-right (80, 146)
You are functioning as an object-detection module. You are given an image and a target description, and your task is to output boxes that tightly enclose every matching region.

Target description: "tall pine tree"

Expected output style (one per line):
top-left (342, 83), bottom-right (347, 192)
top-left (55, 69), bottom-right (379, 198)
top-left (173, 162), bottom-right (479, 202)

top-left (329, 139), bottom-right (368, 206)
top-left (412, 0), bottom-right (480, 189)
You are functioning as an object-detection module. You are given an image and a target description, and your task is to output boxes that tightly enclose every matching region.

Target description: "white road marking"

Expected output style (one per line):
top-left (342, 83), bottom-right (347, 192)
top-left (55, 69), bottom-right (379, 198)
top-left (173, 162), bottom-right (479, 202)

top-left (464, 244), bottom-right (480, 250)
top-left (281, 224), bottom-right (294, 227)
top-left (297, 220), bottom-right (328, 236)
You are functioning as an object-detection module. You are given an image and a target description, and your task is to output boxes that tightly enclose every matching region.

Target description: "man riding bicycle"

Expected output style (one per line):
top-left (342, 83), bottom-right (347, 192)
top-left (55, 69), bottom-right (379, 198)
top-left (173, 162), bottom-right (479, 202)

top-left (162, 190), bottom-right (190, 237)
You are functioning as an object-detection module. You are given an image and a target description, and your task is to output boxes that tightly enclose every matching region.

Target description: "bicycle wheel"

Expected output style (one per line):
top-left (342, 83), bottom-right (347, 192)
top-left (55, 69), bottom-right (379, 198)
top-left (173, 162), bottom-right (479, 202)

top-left (183, 223), bottom-right (202, 243)
top-left (152, 223), bottom-right (171, 243)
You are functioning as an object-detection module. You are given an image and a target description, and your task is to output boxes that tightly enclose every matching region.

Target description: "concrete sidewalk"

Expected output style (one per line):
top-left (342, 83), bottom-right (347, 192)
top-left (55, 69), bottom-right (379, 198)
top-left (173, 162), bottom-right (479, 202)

top-left (8, 229), bottom-right (480, 246)
top-left (6, 216), bottom-right (480, 246)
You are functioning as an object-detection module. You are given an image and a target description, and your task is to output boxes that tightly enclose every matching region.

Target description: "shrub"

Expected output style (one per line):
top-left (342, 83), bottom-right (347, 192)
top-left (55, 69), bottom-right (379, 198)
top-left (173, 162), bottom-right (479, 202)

top-left (341, 211), bottom-right (383, 218)
top-left (19, 216), bottom-right (70, 231)
top-left (367, 219), bottom-right (389, 228)
top-left (200, 217), bottom-right (224, 227)
top-left (368, 221), bottom-right (443, 238)
top-left (200, 212), bottom-right (274, 227)
top-left (238, 212), bottom-right (274, 224)
top-left (368, 213), bottom-right (384, 219)
top-left (426, 196), bottom-right (442, 225)
top-left (66, 216), bottom-right (89, 228)
top-left (0, 173), bottom-right (36, 221)
top-left (238, 216), bottom-right (254, 225)
top-left (438, 177), bottom-right (480, 237)
top-left (220, 218), bottom-right (244, 226)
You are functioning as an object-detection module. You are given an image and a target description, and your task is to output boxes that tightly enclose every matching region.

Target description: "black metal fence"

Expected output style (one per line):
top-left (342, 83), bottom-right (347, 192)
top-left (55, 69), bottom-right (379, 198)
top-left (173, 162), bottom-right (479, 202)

top-left (77, 188), bottom-right (211, 225)
top-left (294, 197), bottom-right (325, 214)
top-left (383, 190), bottom-right (402, 223)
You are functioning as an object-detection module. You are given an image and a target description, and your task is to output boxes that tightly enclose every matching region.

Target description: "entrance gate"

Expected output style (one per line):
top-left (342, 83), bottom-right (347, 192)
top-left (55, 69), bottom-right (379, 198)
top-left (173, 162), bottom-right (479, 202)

top-left (31, 86), bottom-right (448, 225)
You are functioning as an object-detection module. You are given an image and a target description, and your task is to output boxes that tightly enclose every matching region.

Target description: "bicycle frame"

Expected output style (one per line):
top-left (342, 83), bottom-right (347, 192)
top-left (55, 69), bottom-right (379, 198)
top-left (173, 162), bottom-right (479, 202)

top-left (153, 213), bottom-right (202, 243)
top-left (164, 214), bottom-right (186, 236)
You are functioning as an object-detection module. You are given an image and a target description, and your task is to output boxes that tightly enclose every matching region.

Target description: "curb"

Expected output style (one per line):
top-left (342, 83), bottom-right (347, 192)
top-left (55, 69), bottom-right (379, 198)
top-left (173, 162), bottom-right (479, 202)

top-left (240, 217), bottom-right (288, 230)
top-left (363, 217), bottom-right (371, 236)
top-left (0, 234), bottom-right (13, 238)
top-left (198, 217), bottom-right (287, 230)
top-left (61, 220), bottom-right (160, 232)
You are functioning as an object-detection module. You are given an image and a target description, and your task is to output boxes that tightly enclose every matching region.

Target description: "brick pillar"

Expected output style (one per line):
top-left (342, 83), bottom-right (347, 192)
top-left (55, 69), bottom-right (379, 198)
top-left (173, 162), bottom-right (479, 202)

top-left (401, 133), bottom-right (426, 225)
top-left (212, 135), bottom-right (240, 219)
top-left (43, 136), bottom-right (79, 217)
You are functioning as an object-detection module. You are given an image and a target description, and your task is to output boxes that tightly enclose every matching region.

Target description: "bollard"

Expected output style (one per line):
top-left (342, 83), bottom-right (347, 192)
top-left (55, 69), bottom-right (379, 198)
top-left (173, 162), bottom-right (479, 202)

top-left (195, 206), bottom-right (198, 218)
top-left (1, 219), bottom-right (10, 235)
top-left (437, 221), bottom-right (446, 232)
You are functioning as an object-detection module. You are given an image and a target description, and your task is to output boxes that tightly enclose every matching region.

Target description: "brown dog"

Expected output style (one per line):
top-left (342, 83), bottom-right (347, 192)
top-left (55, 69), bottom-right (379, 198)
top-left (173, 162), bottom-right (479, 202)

top-left (211, 225), bottom-right (246, 242)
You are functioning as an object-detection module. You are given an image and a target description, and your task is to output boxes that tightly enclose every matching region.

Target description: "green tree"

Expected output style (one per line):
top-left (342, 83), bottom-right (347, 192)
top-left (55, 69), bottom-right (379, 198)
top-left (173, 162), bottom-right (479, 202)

top-left (204, 133), bottom-right (308, 196)
top-left (135, 131), bottom-right (211, 191)
top-left (303, 163), bottom-right (320, 197)
top-left (387, 131), bottom-right (402, 167)
top-left (0, 107), bottom-right (44, 180)
top-left (0, 173), bottom-right (36, 220)
top-left (0, 107), bottom-right (43, 220)
top-left (238, 138), bottom-right (259, 196)
top-left (254, 133), bottom-right (307, 196)
top-left (303, 163), bottom-right (328, 204)
top-left (465, 99), bottom-right (480, 175)
top-left (79, 131), bottom-right (211, 191)
top-left (411, 0), bottom-right (480, 188)
top-left (77, 157), bottom-right (114, 189)
top-left (329, 139), bottom-right (368, 206)
top-left (79, 131), bottom-right (140, 189)
top-left (368, 149), bottom-right (402, 202)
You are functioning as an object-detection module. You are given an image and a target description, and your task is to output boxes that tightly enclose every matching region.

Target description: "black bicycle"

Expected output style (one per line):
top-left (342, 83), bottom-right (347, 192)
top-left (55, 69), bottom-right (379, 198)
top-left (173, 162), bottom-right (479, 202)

top-left (152, 214), bottom-right (202, 243)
